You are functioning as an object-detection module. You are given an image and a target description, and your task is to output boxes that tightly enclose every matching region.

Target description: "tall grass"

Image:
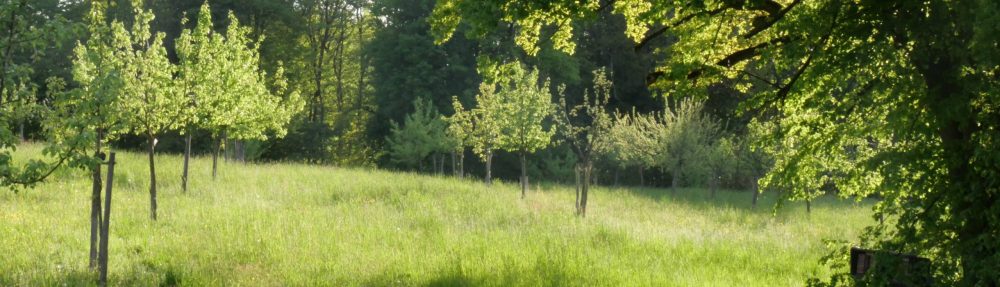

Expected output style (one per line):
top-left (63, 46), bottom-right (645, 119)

top-left (0, 144), bottom-right (873, 286)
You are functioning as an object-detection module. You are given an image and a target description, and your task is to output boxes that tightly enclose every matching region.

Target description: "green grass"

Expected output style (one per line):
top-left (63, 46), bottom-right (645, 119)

top-left (0, 144), bottom-right (873, 286)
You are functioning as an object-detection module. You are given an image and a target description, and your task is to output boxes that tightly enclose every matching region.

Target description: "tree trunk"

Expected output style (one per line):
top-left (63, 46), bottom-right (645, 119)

top-left (591, 167), bottom-right (598, 186)
top-left (89, 129), bottom-right (104, 270)
top-left (458, 153), bottom-right (464, 179)
top-left (520, 152), bottom-right (528, 199)
top-left (437, 154), bottom-right (443, 174)
top-left (212, 135), bottom-right (221, 180)
top-left (433, 155), bottom-right (439, 174)
top-left (751, 177), bottom-right (760, 209)
top-left (234, 140), bottom-right (243, 163)
top-left (451, 152), bottom-right (457, 177)
top-left (484, 150), bottom-right (492, 185)
top-left (580, 161), bottom-right (591, 217)
top-left (671, 168), bottom-right (680, 193)
top-left (805, 190), bottom-right (811, 214)
top-left (613, 168), bottom-right (619, 187)
top-left (182, 133), bottom-right (191, 193)
top-left (18, 121), bottom-right (25, 142)
top-left (710, 175), bottom-right (718, 199)
top-left (639, 166), bottom-right (645, 186)
top-left (574, 163), bottom-right (581, 213)
top-left (147, 136), bottom-right (158, 221)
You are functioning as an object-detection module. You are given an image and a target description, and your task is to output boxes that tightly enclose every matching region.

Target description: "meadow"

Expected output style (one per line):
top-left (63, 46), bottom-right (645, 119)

top-left (0, 144), bottom-right (874, 286)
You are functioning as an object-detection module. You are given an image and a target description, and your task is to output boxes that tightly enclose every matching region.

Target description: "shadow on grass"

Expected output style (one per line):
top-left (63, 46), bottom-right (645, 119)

top-left (365, 254), bottom-right (581, 287)
top-left (534, 178), bottom-right (869, 217)
top-left (0, 269), bottom-right (96, 287)
top-left (618, 184), bottom-right (874, 218)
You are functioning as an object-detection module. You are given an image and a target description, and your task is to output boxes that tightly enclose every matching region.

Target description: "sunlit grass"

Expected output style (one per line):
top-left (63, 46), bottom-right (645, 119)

top-left (0, 143), bottom-right (873, 286)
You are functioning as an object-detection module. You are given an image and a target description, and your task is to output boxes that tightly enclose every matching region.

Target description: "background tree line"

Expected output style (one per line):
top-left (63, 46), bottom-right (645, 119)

top-left (4, 0), bottom-right (763, 190)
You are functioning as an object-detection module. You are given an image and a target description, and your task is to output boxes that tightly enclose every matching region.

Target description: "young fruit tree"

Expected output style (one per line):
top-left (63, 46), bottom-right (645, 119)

top-left (175, 2), bottom-right (222, 192)
top-left (60, 1), bottom-right (131, 268)
top-left (444, 96), bottom-right (473, 179)
top-left (456, 83), bottom-right (503, 185)
top-left (659, 98), bottom-right (720, 193)
top-left (705, 136), bottom-right (737, 199)
top-left (605, 109), bottom-right (665, 187)
top-left (117, 5), bottom-right (183, 221)
top-left (197, 12), bottom-right (303, 179)
top-left (553, 69), bottom-right (612, 216)
top-left (491, 63), bottom-right (555, 199)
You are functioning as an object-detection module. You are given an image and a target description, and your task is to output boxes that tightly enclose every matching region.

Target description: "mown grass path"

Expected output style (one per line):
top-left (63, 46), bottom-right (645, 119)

top-left (1, 145), bottom-right (872, 286)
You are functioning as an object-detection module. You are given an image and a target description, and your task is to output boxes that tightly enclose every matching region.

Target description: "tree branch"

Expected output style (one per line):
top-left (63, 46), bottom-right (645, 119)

top-left (634, 6), bottom-right (728, 52)
top-left (743, 0), bottom-right (802, 39)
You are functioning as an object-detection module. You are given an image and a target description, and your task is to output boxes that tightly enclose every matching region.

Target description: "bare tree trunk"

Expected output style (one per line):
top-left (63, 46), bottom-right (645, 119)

top-left (805, 189), bottom-right (812, 214)
top-left (432, 154), bottom-right (438, 174)
top-left (182, 133), bottom-right (191, 193)
top-left (18, 121), bottom-right (25, 142)
top-left (671, 168), bottom-right (680, 193)
top-left (591, 167), bottom-right (598, 186)
top-left (520, 152), bottom-right (527, 199)
top-left (97, 152), bottom-right (116, 286)
top-left (451, 151), bottom-right (457, 177)
top-left (580, 161), bottom-right (591, 217)
top-left (212, 134), bottom-right (221, 180)
top-left (458, 153), bottom-right (464, 179)
top-left (89, 129), bottom-right (104, 270)
top-left (751, 177), bottom-right (760, 209)
top-left (438, 154), bottom-right (445, 174)
top-left (613, 168), bottom-right (619, 187)
top-left (710, 175), bottom-right (718, 199)
top-left (147, 136), bottom-right (157, 221)
top-left (639, 166), bottom-right (645, 186)
top-left (484, 150), bottom-right (492, 185)
top-left (239, 140), bottom-right (246, 163)
top-left (574, 164), bottom-right (581, 212)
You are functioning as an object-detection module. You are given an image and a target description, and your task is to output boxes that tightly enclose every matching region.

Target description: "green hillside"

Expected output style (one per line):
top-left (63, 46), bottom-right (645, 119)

top-left (1, 144), bottom-right (873, 286)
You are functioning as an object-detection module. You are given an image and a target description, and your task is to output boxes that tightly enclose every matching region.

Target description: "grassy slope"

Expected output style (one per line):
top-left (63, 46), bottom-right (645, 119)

top-left (0, 144), bottom-right (873, 286)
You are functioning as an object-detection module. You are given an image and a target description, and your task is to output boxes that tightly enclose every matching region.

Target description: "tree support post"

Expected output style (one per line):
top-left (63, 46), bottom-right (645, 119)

top-left (520, 152), bottom-right (528, 199)
top-left (182, 133), bottom-right (191, 192)
top-left (89, 130), bottom-right (104, 270)
top-left (98, 152), bottom-right (116, 286)
top-left (147, 137), bottom-right (157, 221)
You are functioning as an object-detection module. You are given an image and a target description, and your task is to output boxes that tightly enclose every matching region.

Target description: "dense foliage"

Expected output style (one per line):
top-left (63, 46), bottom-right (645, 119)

top-left (431, 0), bottom-right (1000, 284)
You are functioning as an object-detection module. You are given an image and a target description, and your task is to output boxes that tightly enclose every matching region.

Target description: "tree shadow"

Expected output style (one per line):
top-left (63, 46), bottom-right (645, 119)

top-left (601, 183), bottom-right (871, 218)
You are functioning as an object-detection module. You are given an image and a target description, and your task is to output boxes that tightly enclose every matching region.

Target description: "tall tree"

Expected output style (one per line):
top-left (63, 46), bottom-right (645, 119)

top-left (299, 0), bottom-right (351, 123)
top-left (431, 0), bottom-right (1000, 284)
top-left (368, 0), bottom-right (479, 149)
